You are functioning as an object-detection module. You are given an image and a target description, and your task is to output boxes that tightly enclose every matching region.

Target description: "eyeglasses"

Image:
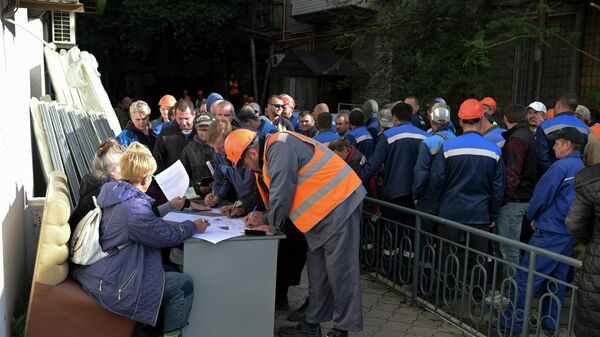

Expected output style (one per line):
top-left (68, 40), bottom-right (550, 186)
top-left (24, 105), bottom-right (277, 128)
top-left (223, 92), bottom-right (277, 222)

top-left (272, 104), bottom-right (284, 109)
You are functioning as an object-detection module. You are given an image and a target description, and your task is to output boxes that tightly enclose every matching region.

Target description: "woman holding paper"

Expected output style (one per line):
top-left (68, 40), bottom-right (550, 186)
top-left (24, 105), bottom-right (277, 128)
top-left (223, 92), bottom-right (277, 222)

top-left (73, 142), bottom-right (209, 337)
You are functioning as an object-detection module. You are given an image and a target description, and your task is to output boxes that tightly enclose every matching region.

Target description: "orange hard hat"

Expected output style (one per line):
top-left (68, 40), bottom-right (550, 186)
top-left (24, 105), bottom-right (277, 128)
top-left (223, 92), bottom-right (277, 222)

top-left (545, 108), bottom-right (555, 120)
top-left (458, 98), bottom-right (484, 119)
top-left (224, 129), bottom-right (258, 166)
top-left (158, 94), bottom-right (177, 107)
top-left (480, 97), bottom-right (497, 111)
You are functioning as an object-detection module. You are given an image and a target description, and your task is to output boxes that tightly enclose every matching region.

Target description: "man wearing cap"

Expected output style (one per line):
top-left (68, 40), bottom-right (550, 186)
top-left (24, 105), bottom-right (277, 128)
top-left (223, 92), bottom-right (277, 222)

top-left (575, 104), bottom-right (591, 125)
top-left (495, 104), bottom-right (537, 280)
top-left (152, 94), bottom-right (177, 128)
top-left (116, 100), bottom-right (156, 150)
top-left (360, 102), bottom-right (428, 225)
top-left (377, 108), bottom-right (393, 133)
top-left (429, 99), bottom-right (504, 301)
top-left (527, 101), bottom-right (552, 176)
top-left (412, 103), bottom-right (456, 234)
top-left (541, 93), bottom-right (589, 162)
top-left (313, 112), bottom-right (340, 146)
top-left (480, 96), bottom-right (506, 148)
top-left (238, 106), bottom-right (278, 137)
top-left (180, 112), bottom-right (216, 186)
top-left (228, 129), bottom-right (366, 337)
top-left (499, 127), bottom-right (584, 333)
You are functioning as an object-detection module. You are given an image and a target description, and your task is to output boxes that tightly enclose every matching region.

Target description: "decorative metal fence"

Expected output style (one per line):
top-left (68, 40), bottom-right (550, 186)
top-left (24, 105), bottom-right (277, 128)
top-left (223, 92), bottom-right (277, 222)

top-left (361, 197), bottom-right (583, 337)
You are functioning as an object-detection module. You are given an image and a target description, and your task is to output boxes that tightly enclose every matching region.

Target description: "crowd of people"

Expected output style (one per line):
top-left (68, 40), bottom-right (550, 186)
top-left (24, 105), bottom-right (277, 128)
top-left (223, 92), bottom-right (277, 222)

top-left (68, 89), bottom-right (600, 337)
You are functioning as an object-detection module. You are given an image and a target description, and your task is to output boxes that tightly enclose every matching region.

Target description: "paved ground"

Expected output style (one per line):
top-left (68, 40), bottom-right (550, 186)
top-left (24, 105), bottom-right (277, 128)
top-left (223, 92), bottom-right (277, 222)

top-left (275, 272), bottom-right (467, 337)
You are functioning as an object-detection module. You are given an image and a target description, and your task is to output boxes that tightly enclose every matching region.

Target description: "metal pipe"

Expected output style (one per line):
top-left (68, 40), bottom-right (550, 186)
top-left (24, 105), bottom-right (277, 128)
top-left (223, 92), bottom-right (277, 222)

top-left (522, 253), bottom-right (537, 337)
top-left (411, 215), bottom-right (421, 303)
top-left (534, 0), bottom-right (546, 100)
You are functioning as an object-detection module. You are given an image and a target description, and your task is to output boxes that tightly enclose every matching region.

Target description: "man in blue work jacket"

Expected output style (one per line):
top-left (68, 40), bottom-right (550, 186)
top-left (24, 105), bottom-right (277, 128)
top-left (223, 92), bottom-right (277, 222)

top-left (345, 108), bottom-right (375, 159)
top-left (499, 127), bottom-right (585, 333)
top-left (413, 102), bottom-right (456, 235)
top-left (541, 93), bottom-right (589, 162)
top-left (429, 98), bottom-right (504, 303)
top-left (360, 102), bottom-right (428, 225)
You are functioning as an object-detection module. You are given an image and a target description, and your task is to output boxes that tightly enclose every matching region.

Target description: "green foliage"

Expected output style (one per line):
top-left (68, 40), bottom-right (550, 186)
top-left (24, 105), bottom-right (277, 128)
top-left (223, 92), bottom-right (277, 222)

top-left (77, 0), bottom-right (252, 80)
top-left (331, 0), bottom-right (549, 106)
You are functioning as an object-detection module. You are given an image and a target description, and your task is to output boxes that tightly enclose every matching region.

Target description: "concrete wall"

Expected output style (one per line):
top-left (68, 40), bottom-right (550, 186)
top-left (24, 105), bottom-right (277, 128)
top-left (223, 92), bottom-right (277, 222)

top-left (0, 8), bottom-right (44, 336)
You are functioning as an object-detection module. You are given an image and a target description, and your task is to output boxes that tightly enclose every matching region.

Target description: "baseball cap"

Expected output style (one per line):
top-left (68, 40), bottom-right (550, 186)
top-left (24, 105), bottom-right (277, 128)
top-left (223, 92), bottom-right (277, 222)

top-left (237, 108), bottom-right (259, 122)
top-left (377, 108), bottom-right (393, 128)
top-left (575, 105), bottom-right (591, 121)
top-left (430, 103), bottom-right (451, 123)
top-left (249, 102), bottom-right (261, 113)
top-left (194, 112), bottom-right (215, 128)
top-left (547, 127), bottom-right (583, 144)
top-left (527, 101), bottom-right (547, 114)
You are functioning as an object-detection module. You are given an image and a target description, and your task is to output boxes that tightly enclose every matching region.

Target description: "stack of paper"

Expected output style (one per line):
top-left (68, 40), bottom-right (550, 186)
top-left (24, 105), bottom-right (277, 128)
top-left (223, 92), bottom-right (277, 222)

top-left (163, 212), bottom-right (245, 244)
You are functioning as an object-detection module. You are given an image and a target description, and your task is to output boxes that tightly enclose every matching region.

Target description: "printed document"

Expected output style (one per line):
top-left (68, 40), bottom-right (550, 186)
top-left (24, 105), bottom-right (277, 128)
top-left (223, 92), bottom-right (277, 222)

top-left (155, 160), bottom-right (189, 200)
top-left (163, 212), bottom-right (245, 244)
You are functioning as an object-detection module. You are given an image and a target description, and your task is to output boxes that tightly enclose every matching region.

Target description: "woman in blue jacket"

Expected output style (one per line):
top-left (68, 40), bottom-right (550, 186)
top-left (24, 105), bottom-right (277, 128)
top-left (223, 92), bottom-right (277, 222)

top-left (73, 142), bottom-right (209, 337)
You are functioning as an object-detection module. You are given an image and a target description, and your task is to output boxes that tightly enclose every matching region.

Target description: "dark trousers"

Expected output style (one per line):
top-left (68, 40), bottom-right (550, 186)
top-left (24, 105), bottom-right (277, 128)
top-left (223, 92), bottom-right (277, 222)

top-left (275, 219), bottom-right (308, 305)
top-left (437, 224), bottom-right (490, 301)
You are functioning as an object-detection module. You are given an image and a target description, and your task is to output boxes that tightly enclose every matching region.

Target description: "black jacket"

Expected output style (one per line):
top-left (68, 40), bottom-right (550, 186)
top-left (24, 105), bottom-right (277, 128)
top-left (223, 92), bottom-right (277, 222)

top-left (566, 164), bottom-right (600, 337)
top-left (68, 175), bottom-right (103, 234)
top-left (180, 135), bottom-right (214, 184)
top-left (501, 122), bottom-right (538, 203)
top-left (152, 123), bottom-right (196, 173)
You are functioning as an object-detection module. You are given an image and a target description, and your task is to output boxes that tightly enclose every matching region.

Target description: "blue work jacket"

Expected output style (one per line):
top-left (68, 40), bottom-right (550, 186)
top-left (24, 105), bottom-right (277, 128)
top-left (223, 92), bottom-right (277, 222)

top-left (413, 128), bottom-right (456, 213)
top-left (360, 122), bottom-right (428, 199)
top-left (430, 131), bottom-right (504, 225)
top-left (483, 125), bottom-right (507, 148)
top-left (527, 152), bottom-right (584, 234)
top-left (541, 112), bottom-right (589, 162)
top-left (346, 126), bottom-right (375, 158)
top-left (313, 130), bottom-right (340, 146)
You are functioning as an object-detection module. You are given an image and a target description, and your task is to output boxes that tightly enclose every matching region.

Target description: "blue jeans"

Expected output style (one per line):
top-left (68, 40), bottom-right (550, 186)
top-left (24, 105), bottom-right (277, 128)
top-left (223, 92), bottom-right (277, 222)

top-left (497, 202), bottom-right (529, 280)
top-left (163, 271), bottom-right (194, 333)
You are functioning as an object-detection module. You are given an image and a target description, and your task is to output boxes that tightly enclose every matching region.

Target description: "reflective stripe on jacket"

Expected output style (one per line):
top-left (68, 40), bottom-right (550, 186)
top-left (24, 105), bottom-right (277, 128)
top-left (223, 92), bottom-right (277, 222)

top-left (257, 131), bottom-right (362, 233)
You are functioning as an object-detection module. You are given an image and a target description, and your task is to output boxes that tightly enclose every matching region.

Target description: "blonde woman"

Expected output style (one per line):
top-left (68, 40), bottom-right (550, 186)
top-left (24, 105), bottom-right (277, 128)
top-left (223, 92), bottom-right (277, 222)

top-left (73, 142), bottom-right (209, 337)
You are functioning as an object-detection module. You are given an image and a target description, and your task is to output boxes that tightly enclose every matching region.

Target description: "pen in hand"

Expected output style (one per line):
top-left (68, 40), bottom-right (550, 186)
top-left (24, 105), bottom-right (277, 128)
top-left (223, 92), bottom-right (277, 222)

top-left (246, 205), bottom-right (258, 227)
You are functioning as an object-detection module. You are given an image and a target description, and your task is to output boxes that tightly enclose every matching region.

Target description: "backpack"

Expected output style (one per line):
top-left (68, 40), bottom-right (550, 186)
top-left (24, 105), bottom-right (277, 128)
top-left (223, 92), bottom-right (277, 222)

top-left (70, 197), bottom-right (127, 265)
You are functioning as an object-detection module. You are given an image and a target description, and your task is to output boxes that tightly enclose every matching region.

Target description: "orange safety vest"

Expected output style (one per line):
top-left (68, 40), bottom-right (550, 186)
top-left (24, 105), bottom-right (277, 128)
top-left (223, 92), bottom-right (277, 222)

top-left (255, 131), bottom-right (362, 233)
top-left (591, 124), bottom-right (600, 139)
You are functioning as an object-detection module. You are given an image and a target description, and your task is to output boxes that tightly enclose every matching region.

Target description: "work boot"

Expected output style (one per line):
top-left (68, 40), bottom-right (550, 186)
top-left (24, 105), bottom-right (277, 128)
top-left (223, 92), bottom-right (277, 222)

top-left (287, 297), bottom-right (309, 322)
top-left (277, 322), bottom-right (321, 337)
top-left (324, 328), bottom-right (348, 337)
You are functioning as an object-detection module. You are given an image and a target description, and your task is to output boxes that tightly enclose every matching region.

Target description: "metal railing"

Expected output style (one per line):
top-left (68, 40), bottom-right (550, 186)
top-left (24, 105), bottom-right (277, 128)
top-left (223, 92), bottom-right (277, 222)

top-left (360, 197), bottom-right (582, 337)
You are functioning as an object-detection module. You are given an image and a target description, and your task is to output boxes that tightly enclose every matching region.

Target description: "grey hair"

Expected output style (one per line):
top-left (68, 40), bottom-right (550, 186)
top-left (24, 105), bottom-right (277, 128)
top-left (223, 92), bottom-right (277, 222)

top-left (91, 139), bottom-right (126, 181)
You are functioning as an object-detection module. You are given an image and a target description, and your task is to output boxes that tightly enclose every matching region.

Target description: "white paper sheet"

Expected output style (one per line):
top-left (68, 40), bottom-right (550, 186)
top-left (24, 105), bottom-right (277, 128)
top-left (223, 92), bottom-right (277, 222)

top-left (155, 160), bottom-right (189, 200)
top-left (163, 212), bottom-right (245, 244)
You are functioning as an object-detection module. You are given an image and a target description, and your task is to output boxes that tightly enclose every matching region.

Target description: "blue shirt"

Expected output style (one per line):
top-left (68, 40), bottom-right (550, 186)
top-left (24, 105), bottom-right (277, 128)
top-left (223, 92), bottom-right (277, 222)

top-left (257, 119), bottom-right (278, 137)
top-left (360, 122), bottom-right (428, 199)
top-left (430, 131), bottom-right (504, 225)
top-left (413, 128), bottom-right (456, 212)
top-left (345, 126), bottom-right (375, 158)
top-left (313, 130), bottom-right (340, 146)
top-left (527, 152), bottom-right (584, 234)
top-left (483, 125), bottom-right (507, 148)
top-left (541, 112), bottom-right (589, 162)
